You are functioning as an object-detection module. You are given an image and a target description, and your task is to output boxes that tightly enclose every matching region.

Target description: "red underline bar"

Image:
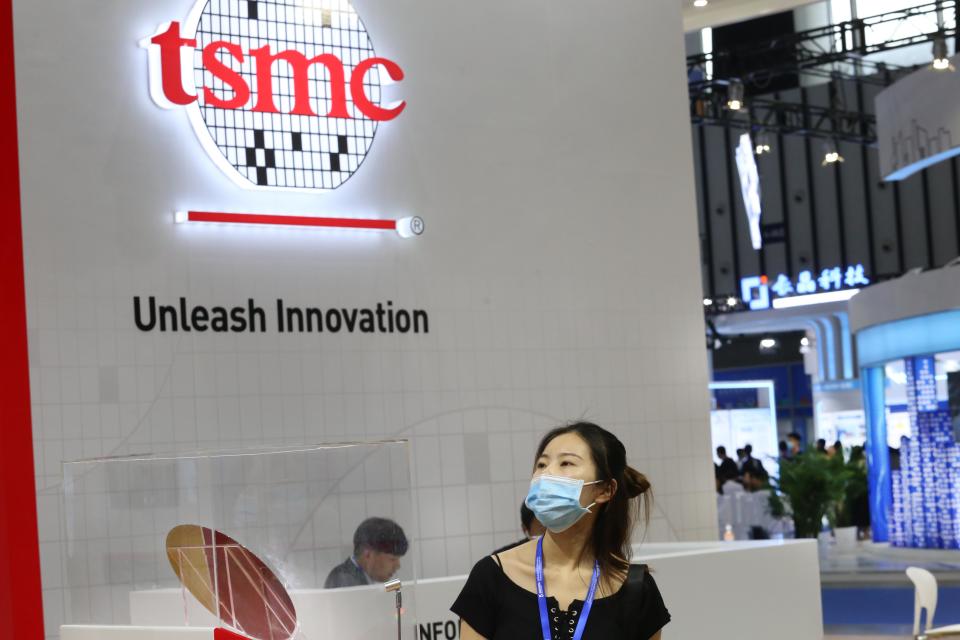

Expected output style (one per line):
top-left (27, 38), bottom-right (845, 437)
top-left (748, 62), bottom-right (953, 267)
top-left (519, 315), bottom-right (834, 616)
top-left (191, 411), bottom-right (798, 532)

top-left (184, 210), bottom-right (398, 230)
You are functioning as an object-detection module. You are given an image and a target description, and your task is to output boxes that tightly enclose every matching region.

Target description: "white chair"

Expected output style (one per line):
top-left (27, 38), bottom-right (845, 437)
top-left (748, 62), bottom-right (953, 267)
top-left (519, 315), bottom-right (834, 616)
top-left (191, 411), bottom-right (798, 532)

top-left (906, 567), bottom-right (960, 638)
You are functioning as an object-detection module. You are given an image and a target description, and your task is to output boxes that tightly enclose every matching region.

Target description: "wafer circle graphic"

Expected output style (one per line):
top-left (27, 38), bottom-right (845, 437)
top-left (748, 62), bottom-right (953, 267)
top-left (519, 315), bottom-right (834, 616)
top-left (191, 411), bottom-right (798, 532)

top-left (146, 0), bottom-right (404, 192)
top-left (167, 524), bottom-right (298, 640)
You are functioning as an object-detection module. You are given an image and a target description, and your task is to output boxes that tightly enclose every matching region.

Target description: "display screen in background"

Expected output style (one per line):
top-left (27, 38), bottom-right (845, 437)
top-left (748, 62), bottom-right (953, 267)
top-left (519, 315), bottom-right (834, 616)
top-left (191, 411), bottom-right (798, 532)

top-left (949, 370), bottom-right (960, 443)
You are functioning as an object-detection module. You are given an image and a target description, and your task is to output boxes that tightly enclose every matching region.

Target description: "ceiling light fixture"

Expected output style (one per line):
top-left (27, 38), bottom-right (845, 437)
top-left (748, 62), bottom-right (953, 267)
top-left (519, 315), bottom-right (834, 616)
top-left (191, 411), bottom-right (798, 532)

top-left (933, 37), bottom-right (953, 71)
top-left (754, 132), bottom-right (772, 155)
top-left (726, 80), bottom-right (745, 111)
top-left (822, 142), bottom-right (844, 166)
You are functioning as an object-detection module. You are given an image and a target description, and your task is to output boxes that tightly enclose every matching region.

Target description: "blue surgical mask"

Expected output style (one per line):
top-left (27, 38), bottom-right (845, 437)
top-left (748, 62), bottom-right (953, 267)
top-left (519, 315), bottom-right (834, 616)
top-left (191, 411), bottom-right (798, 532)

top-left (525, 475), bottom-right (604, 533)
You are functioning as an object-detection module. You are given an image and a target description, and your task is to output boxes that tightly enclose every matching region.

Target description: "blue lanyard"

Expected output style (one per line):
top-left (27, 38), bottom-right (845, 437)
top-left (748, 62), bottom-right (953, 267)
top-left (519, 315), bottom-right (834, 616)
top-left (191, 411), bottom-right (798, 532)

top-left (535, 536), bottom-right (600, 640)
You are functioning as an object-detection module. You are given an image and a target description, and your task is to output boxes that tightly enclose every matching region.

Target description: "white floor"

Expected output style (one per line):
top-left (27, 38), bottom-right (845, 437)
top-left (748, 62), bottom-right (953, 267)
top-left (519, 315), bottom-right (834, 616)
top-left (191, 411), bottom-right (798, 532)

top-left (820, 541), bottom-right (960, 586)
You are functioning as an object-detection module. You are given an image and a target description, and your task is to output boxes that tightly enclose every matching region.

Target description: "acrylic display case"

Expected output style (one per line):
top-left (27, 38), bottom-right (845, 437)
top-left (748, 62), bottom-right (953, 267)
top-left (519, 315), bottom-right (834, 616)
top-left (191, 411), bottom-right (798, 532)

top-left (62, 440), bottom-right (417, 639)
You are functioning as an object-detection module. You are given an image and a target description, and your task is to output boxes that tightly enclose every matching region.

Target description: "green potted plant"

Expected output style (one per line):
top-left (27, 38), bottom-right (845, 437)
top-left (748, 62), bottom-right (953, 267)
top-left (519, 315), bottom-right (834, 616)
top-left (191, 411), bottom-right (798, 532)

top-left (833, 453), bottom-right (869, 548)
top-left (768, 451), bottom-right (852, 539)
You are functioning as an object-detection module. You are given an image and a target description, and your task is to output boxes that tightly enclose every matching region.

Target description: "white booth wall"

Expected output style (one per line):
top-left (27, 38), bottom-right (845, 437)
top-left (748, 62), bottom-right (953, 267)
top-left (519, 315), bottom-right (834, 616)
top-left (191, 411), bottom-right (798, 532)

top-left (13, 0), bottom-right (714, 636)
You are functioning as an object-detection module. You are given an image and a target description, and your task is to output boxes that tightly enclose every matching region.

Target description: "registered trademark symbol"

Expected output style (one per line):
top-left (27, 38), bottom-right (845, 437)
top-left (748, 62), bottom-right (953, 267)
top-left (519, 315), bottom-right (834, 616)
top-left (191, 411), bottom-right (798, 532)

top-left (410, 217), bottom-right (424, 235)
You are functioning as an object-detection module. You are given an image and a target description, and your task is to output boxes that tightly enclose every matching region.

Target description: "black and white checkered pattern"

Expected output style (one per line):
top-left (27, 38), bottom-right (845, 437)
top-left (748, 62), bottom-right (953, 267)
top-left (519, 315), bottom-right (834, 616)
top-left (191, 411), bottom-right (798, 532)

top-left (193, 0), bottom-right (381, 190)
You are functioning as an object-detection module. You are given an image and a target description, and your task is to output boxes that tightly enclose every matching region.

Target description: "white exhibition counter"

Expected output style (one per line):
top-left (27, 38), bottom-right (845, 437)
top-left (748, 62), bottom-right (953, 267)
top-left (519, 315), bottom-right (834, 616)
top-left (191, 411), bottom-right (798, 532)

top-left (62, 540), bottom-right (822, 639)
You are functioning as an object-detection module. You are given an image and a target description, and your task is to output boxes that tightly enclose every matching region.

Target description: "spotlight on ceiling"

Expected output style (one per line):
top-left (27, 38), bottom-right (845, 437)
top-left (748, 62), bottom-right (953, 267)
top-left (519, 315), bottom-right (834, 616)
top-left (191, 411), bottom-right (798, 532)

top-left (822, 142), bottom-right (844, 166)
top-left (933, 37), bottom-right (953, 71)
top-left (754, 132), bottom-right (772, 156)
top-left (726, 80), bottom-right (745, 111)
top-left (759, 337), bottom-right (778, 351)
top-left (726, 296), bottom-right (738, 307)
top-left (800, 336), bottom-right (810, 347)
top-left (694, 0), bottom-right (708, 6)
top-left (703, 298), bottom-right (714, 307)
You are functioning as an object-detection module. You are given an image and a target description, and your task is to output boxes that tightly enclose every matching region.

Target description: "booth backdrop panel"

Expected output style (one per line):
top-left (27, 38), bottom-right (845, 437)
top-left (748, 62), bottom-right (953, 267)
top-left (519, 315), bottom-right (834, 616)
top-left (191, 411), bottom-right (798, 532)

top-left (13, 0), bottom-right (712, 636)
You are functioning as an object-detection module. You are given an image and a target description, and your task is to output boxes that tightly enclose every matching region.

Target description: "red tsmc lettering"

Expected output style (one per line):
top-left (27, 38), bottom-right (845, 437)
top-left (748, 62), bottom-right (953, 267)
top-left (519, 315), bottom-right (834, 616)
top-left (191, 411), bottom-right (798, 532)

top-left (148, 22), bottom-right (405, 122)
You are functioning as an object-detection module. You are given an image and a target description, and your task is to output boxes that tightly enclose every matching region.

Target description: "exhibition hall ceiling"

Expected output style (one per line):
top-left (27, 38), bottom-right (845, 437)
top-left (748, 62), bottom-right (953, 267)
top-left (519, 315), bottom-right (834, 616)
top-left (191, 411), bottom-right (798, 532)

top-left (682, 0), bottom-right (817, 31)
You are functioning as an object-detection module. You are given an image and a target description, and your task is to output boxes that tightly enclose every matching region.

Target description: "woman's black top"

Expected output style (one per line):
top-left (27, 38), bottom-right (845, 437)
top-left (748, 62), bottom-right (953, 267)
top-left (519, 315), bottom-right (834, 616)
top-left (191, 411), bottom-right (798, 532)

top-left (451, 555), bottom-right (670, 640)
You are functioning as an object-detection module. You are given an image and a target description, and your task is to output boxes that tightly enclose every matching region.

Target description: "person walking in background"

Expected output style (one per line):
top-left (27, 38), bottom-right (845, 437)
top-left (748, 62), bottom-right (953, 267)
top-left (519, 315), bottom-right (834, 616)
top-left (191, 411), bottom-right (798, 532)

top-left (848, 445), bottom-right (871, 537)
top-left (779, 440), bottom-right (790, 461)
top-left (453, 422), bottom-right (670, 639)
top-left (716, 446), bottom-right (739, 483)
top-left (787, 432), bottom-right (803, 457)
top-left (742, 444), bottom-right (766, 480)
top-left (830, 440), bottom-right (844, 459)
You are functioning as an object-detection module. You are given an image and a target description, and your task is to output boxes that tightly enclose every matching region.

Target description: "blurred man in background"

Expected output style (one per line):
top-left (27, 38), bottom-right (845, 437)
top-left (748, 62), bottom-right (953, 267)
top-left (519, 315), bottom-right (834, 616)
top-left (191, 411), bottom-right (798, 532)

top-left (325, 517), bottom-right (409, 588)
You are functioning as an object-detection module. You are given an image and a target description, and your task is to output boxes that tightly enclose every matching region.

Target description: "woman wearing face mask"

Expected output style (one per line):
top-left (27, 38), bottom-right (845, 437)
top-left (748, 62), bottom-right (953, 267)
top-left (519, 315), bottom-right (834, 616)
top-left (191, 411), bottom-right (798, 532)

top-left (452, 422), bottom-right (669, 639)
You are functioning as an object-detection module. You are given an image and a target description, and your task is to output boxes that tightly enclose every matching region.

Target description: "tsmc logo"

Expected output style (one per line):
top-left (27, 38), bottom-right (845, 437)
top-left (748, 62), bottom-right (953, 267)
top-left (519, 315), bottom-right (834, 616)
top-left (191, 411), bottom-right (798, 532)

top-left (144, 0), bottom-right (405, 191)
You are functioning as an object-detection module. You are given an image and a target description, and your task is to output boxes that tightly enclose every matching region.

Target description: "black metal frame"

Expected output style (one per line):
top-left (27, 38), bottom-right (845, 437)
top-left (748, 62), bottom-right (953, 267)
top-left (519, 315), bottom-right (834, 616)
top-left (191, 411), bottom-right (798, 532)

top-left (691, 90), bottom-right (879, 144)
top-left (689, 1), bottom-right (956, 84)
top-left (695, 1), bottom-right (960, 313)
top-left (689, 2), bottom-right (957, 142)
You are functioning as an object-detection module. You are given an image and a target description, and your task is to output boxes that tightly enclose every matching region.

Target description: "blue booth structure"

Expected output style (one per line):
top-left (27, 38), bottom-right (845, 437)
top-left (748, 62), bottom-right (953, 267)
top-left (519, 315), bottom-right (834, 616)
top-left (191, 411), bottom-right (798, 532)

top-left (851, 266), bottom-right (960, 547)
